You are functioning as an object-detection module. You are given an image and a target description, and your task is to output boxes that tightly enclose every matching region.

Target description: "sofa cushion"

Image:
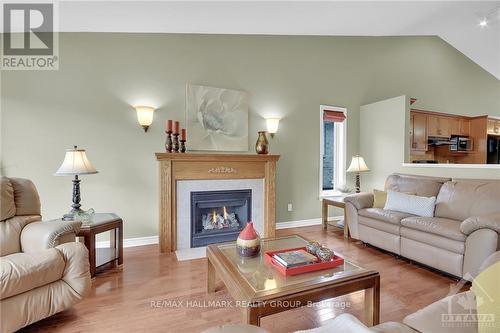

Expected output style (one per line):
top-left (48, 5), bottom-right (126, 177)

top-left (0, 248), bottom-right (65, 300)
top-left (359, 208), bottom-right (414, 225)
top-left (9, 177), bottom-right (41, 216)
top-left (435, 180), bottom-right (500, 222)
top-left (401, 227), bottom-right (465, 254)
top-left (384, 191), bottom-right (436, 217)
top-left (359, 216), bottom-right (401, 235)
top-left (401, 216), bottom-right (466, 242)
top-left (0, 215), bottom-right (40, 256)
top-left (371, 322), bottom-right (418, 333)
top-left (403, 291), bottom-right (477, 333)
top-left (0, 177), bottom-right (16, 221)
top-left (385, 173), bottom-right (450, 198)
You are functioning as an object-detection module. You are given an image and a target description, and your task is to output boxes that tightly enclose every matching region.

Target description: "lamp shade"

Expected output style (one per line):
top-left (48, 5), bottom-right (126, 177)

top-left (135, 106), bottom-right (155, 131)
top-left (265, 118), bottom-right (280, 135)
top-left (55, 146), bottom-right (98, 176)
top-left (347, 155), bottom-right (370, 173)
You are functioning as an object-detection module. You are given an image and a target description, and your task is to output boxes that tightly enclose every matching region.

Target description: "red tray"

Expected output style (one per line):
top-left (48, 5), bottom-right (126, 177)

top-left (264, 247), bottom-right (344, 276)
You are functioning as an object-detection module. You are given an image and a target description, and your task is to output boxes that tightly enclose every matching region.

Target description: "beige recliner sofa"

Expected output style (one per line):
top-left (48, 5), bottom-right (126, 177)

top-left (0, 177), bottom-right (91, 333)
top-left (344, 173), bottom-right (500, 280)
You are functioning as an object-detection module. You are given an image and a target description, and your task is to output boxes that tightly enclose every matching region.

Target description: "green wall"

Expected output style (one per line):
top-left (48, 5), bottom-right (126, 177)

top-left (1, 33), bottom-right (498, 239)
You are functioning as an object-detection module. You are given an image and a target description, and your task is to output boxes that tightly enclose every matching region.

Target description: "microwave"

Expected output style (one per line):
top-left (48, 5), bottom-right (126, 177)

top-left (450, 136), bottom-right (473, 152)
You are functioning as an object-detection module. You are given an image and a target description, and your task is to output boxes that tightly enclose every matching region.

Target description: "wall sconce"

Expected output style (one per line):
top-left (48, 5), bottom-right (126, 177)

top-left (265, 118), bottom-right (280, 138)
top-left (134, 106), bottom-right (155, 132)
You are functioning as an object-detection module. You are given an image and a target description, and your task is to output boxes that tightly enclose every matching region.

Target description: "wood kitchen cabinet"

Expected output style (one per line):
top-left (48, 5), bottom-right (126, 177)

top-left (411, 112), bottom-right (427, 151)
top-left (488, 118), bottom-right (500, 135)
top-left (427, 115), bottom-right (466, 137)
top-left (458, 119), bottom-right (471, 136)
top-left (427, 115), bottom-right (450, 137)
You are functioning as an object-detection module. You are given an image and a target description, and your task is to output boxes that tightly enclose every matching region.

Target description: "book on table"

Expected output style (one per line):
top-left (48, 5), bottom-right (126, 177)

top-left (272, 249), bottom-right (319, 268)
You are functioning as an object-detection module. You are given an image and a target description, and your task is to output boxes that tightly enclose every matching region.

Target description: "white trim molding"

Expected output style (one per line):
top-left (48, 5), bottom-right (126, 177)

top-left (402, 163), bottom-right (500, 169)
top-left (96, 235), bottom-right (158, 248)
top-left (276, 216), bottom-right (343, 229)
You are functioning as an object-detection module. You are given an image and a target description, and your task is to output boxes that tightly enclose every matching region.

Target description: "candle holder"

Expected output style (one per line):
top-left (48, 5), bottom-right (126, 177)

top-left (172, 133), bottom-right (180, 153)
top-left (165, 131), bottom-right (173, 152)
top-left (180, 139), bottom-right (186, 153)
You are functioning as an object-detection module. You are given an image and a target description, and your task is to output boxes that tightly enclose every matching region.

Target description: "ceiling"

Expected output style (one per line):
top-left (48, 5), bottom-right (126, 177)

top-left (44, 1), bottom-right (500, 79)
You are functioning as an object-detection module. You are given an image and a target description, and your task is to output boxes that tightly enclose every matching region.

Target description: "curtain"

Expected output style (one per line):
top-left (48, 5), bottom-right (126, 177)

top-left (323, 110), bottom-right (346, 123)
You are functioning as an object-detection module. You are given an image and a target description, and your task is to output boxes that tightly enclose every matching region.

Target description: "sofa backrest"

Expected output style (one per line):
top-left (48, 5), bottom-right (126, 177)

top-left (0, 177), bottom-right (41, 256)
top-left (435, 179), bottom-right (500, 221)
top-left (0, 177), bottom-right (41, 221)
top-left (385, 173), bottom-right (451, 198)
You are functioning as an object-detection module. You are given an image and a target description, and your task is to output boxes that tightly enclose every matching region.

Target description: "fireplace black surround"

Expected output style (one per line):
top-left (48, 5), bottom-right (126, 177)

top-left (190, 189), bottom-right (252, 248)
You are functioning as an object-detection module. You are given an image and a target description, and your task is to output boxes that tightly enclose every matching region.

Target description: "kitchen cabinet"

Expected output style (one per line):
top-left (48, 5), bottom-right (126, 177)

top-left (427, 115), bottom-right (466, 137)
top-left (458, 119), bottom-right (470, 136)
top-left (411, 112), bottom-right (427, 151)
top-left (488, 118), bottom-right (500, 135)
top-left (428, 115), bottom-right (451, 137)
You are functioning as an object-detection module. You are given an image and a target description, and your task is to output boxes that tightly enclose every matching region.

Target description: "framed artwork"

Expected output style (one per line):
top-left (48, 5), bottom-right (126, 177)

top-left (186, 84), bottom-right (249, 151)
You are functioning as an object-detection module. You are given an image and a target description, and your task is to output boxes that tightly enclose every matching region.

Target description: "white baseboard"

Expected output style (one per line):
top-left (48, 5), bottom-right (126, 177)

top-left (96, 235), bottom-right (158, 248)
top-left (276, 216), bottom-right (343, 229)
top-left (95, 217), bottom-right (342, 248)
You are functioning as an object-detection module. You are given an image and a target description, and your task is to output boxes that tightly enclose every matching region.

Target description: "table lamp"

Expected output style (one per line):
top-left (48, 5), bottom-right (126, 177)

top-left (55, 146), bottom-right (98, 220)
top-left (347, 155), bottom-right (370, 193)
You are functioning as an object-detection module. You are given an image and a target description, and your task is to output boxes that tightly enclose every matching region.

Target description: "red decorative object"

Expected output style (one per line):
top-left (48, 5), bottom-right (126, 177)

top-left (174, 121), bottom-right (180, 134)
top-left (264, 247), bottom-right (344, 276)
top-left (236, 222), bottom-right (260, 257)
top-left (166, 120), bottom-right (172, 132)
top-left (181, 128), bottom-right (186, 141)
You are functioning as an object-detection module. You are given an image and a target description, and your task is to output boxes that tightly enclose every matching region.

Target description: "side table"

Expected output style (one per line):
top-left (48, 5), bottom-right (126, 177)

top-left (322, 196), bottom-right (349, 239)
top-left (76, 213), bottom-right (123, 277)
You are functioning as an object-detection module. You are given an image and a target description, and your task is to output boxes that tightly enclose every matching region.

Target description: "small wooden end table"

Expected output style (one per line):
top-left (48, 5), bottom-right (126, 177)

top-left (207, 235), bottom-right (380, 327)
top-left (76, 213), bottom-right (123, 277)
top-left (322, 196), bottom-right (349, 238)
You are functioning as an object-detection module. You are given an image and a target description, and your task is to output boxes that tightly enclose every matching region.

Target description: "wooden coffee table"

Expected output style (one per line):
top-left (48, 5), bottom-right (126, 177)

top-left (207, 235), bottom-right (380, 327)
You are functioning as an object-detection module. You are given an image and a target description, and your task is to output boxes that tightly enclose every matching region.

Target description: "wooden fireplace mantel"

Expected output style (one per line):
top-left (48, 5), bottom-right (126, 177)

top-left (156, 153), bottom-right (280, 253)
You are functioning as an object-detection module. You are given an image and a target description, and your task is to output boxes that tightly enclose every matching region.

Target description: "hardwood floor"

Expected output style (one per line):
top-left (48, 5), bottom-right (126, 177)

top-left (23, 226), bottom-right (460, 333)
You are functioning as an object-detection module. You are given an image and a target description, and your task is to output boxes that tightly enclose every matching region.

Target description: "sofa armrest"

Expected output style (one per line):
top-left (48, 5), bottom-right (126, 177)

top-left (20, 220), bottom-right (82, 253)
top-left (56, 242), bottom-right (91, 298)
top-left (460, 213), bottom-right (500, 236)
top-left (344, 192), bottom-right (374, 210)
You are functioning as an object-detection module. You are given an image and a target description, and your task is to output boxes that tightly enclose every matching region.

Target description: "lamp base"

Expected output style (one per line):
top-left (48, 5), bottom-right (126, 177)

top-left (62, 208), bottom-right (85, 221)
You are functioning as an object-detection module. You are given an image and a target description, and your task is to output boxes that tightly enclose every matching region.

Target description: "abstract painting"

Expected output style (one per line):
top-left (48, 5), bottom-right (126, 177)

top-left (186, 84), bottom-right (248, 151)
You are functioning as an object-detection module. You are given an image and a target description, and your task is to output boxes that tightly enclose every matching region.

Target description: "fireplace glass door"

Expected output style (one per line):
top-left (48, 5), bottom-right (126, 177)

top-left (191, 189), bottom-right (252, 247)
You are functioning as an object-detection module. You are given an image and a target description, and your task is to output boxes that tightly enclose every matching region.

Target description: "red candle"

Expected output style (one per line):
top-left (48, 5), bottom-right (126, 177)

top-left (166, 120), bottom-right (172, 132)
top-left (181, 128), bottom-right (186, 141)
top-left (174, 121), bottom-right (180, 134)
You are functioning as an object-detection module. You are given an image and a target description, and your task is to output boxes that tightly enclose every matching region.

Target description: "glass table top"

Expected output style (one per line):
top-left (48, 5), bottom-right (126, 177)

top-left (217, 235), bottom-right (365, 292)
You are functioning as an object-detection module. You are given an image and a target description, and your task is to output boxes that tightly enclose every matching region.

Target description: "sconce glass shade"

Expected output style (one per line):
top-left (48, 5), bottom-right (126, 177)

top-left (265, 118), bottom-right (280, 137)
top-left (347, 155), bottom-right (370, 173)
top-left (55, 146), bottom-right (98, 176)
top-left (135, 106), bottom-right (155, 132)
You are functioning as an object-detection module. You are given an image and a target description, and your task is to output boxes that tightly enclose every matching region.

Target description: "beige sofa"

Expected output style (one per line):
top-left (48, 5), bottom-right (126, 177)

top-left (344, 173), bottom-right (500, 280)
top-left (0, 177), bottom-right (91, 333)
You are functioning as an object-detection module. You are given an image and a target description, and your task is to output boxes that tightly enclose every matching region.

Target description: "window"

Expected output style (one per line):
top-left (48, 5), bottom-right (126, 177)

top-left (319, 105), bottom-right (347, 196)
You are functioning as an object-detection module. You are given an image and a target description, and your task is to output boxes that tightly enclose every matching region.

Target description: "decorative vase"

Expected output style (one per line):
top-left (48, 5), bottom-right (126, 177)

top-left (306, 241), bottom-right (321, 255)
top-left (255, 131), bottom-right (269, 155)
top-left (316, 246), bottom-right (334, 262)
top-left (236, 222), bottom-right (261, 257)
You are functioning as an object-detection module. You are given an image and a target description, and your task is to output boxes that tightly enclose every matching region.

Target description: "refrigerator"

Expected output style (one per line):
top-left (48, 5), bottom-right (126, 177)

top-left (487, 136), bottom-right (500, 164)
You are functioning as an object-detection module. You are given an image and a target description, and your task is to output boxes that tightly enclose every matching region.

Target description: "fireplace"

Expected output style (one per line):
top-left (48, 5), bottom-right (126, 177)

top-left (190, 189), bottom-right (252, 247)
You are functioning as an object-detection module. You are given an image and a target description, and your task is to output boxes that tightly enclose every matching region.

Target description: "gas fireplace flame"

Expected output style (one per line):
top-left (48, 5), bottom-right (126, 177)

top-left (223, 206), bottom-right (228, 220)
top-left (212, 210), bottom-right (217, 224)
